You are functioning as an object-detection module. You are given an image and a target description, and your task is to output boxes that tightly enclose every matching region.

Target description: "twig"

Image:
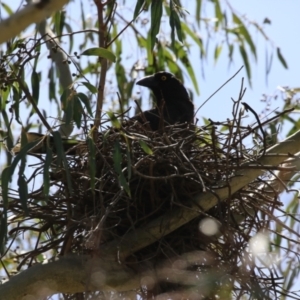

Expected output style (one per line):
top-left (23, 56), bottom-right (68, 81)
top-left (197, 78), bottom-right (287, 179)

top-left (195, 65), bottom-right (244, 115)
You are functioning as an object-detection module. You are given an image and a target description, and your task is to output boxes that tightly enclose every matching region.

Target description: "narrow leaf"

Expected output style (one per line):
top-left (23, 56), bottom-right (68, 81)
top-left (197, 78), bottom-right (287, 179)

top-left (81, 81), bottom-right (98, 94)
top-left (233, 13), bottom-right (256, 60)
top-left (73, 94), bottom-right (83, 129)
top-left (150, 0), bottom-right (163, 50)
top-left (214, 44), bottom-right (222, 63)
top-left (134, 0), bottom-right (145, 19)
top-left (108, 111), bottom-right (121, 129)
top-left (169, 1), bottom-right (184, 44)
top-left (43, 147), bottom-right (53, 198)
top-left (196, 0), bottom-right (202, 25)
top-left (1, 167), bottom-right (11, 208)
top-left (77, 92), bottom-right (93, 116)
top-left (1, 3), bottom-right (13, 15)
top-left (119, 172), bottom-right (131, 197)
top-left (277, 47), bottom-right (288, 69)
top-left (31, 71), bottom-right (40, 103)
top-left (214, 0), bottom-right (223, 27)
top-left (126, 147), bottom-right (132, 180)
top-left (52, 131), bottom-right (73, 194)
top-left (113, 141), bottom-right (122, 174)
top-left (239, 45), bottom-right (251, 86)
top-left (81, 47), bottom-right (116, 62)
top-left (87, 137), bottom-right (96, 192)
top-left (0, 213), bottom-right (8, 254)
top-left (18, 176), bottom-right (28, 214)
top-left (176, 45), bottom-right (200, 94)
top-left (139, 140), bottom-right (153, 155)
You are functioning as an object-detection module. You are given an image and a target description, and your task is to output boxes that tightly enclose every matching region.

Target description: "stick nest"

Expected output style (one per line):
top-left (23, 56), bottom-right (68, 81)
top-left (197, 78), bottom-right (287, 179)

top-left (5, 108), bottom-right (288, 298)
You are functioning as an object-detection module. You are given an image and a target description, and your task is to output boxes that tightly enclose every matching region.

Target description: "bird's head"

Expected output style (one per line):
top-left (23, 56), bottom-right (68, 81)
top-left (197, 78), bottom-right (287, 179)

top-left (136, 71), bottom-right (189, 105)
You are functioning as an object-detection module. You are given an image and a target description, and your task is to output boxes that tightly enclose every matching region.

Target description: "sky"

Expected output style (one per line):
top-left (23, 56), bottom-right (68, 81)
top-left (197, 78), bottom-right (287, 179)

top-left (2, 0), bottom-right (300, 133)
top-left (182, 0), bottom-right (300, 125)
top-left (1, 0), bottom-right (300, 298)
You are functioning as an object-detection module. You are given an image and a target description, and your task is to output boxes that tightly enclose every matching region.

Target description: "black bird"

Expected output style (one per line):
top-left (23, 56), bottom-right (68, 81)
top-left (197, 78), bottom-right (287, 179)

top-left (132, 71), bottom-right (194, 130)
top-left (12, 72), bottom-right (194, 154)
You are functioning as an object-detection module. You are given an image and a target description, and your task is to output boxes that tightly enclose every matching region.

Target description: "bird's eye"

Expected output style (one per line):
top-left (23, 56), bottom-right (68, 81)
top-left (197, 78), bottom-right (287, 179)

top-left (161, 75), bottom-right (167, 81)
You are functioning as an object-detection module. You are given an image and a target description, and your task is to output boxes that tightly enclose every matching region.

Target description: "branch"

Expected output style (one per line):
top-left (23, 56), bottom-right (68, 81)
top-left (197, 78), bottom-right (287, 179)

top-left (102, 129), bottom-right (300, 259)
top-left (0, 255), bottom-right (139, 299)
top-left (94, 1), bottom-right (109, 129)
top-left (2, 131), bottom-right (300, 299)
top-left (0, 0), bottom-right (69, 44)
top-left (37, 21), bottom-right (74, 137)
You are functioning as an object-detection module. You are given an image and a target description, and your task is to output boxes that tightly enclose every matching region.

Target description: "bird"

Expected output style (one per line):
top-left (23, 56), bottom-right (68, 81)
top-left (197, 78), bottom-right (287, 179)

top-left (12, 72), bottom-right (194, 154)
top-left (132, 71), bottom-right (194, 130)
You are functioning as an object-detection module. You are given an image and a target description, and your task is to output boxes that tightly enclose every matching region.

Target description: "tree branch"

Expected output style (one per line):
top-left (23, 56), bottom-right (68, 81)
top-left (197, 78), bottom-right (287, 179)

top-left (37, 21), bottom-right (74, 137)
top-left (0, 255), bottom-right (139, 299)
top-left (2, 130), bottom-right (300, 299)
top-left (102, 129), bottom-right (300, 259)
top-left (0, 0), bottom-right (69, 44)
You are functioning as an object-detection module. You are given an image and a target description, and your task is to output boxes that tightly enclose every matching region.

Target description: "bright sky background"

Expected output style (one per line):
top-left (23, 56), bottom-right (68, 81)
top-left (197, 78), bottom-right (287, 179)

top-left (2, 0), bottom-right (300, 133)
top-left (1, 1), bottom-right (300, 298)
top-left (182, 0), bottom-right (300, 126)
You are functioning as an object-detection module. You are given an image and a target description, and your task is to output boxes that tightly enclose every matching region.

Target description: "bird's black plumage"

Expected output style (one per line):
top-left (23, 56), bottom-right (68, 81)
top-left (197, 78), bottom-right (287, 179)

top-left (12, 72), bottom-right (194, 155)
top-left (132, 72), bottom-right (194, 130)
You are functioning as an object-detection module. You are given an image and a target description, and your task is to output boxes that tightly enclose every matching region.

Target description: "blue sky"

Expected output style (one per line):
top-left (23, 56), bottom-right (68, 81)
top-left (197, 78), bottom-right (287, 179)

top-left (2, 0), bottom-right (299, 131)
top-left (181, 0), bottom-right (300, 125)
top-left (1, 1), bottom-right (300, 297)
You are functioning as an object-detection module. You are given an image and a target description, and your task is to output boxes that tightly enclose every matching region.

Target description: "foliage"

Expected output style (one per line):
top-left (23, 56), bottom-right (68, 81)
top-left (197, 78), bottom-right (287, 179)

top-left (0, 0), bottom-right (299, 299)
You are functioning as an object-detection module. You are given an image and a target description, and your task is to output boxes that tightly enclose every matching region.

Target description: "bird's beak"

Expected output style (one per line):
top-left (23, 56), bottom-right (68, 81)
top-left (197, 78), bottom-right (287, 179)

top-left (136, 74), bottom-right (158, 88)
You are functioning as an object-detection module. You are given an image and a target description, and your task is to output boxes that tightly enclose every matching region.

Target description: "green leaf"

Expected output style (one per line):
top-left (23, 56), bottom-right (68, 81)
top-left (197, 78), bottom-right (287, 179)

top-left (214, 0), bottom-right (223, 27)
top-left (18, 175), bottom-right (28, 214)
top-left (12, 84), bottom-right (21, 123)
top-left (52, 132), bottom-right (63, 166)
top-left (31, 71), bottom-right (40, 104)
top-left (52, 131), bottom-right (73, 194)
top-left (139, 140), bottom-right (153, 155)
top-left (176, 44), bottom-right (200, 95)
top-left (147, 34), bottom-right (153, 65)
top-left (80, 0), bottom-right (86, 30)
top-left (214, 44), bottom-right (222, 63)
top-left (150, 0), bottom-right (163, 50)
top-left (233, 13), bottom-right (256, 60)
top-left (0, 85), bottom-right (11, 110)
top-left (77, 92), bottom-right (93, 116)
top-left (126, 147), bottom-right (132, 180)
top-left (134, 0), bottom-right (145, 19)
top-left (65, 22), bottom-right (74, 54)
top-left (87, 137), bottom-right (96, 192)
top-left (228, 43), bottom-right (234, 62)
top-left (81, 81), bottom-right (98, 94)
top-left (181, 23), bottom-right (205, 56)
top-left (1, 167), bottom-right (11, 208)
top-left (73, 95), bottom-right (83, 128)
top-left (54, 10), bottom-right (65, 37)
top-left (169, 1), bottom-right (184, 45)
top-left (239, 45), bottom-right (251, 86)
top-left (1, 3), bottom-right (13, 15)
top-left (0, 213), bottom-right (8, 254)
top-left (277, 47), bottom-right (288, 69)
top-left (107, 111), bottom-right (121, 129)
top-left (113, 141), bottom-right (122, 174)
top-left (48, 67), bottom-right (57, 102)
top-left (81, 47), bottom-right (116, 62)
top-left (43, 147), bottom-right (53, 198)
top-left (196, 0), bottom-right (202, 25)
top-left (118, 172), bottom-right (131, 197)
top-left (61, 90), bottom-right (74, 125)
top-left (11, 140), bottom-right (41, 170)
top-left (115, 62), bottom-right (127, 101)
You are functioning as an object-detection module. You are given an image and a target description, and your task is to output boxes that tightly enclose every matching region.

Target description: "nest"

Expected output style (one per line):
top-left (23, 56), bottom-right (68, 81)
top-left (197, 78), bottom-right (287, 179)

top-left (5, 106), bottom-right (288, 298)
